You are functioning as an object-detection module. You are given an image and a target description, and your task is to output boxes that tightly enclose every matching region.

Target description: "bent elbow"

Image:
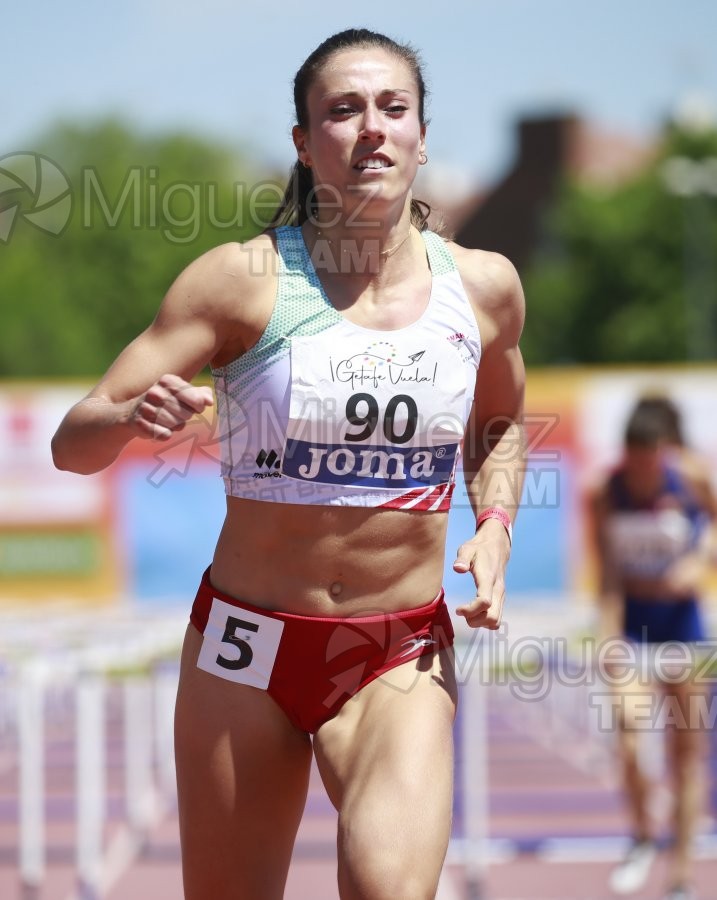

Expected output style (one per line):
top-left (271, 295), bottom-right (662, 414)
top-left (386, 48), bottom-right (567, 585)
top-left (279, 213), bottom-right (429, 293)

top-left (50, 434), bottom-right (73, 472)
top-left (50, 433), bottom-right (91, 474)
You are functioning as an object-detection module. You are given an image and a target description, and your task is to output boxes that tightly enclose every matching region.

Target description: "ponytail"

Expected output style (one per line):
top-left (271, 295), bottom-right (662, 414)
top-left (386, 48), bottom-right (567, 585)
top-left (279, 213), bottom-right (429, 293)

top-left (267, 162), bottom-right (316, 228)
top-left (409, 198), bottom-right (431, 232)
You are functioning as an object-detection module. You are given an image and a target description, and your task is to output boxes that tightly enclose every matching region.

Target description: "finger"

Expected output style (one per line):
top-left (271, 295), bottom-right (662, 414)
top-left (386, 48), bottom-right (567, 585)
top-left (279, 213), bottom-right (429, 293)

top-left (457, 575), bottom-right (504, 625)
top-left (453, 541), bottom-right (476, 573)
top-left (156, 376), bottom-right (215, 413)
top-left (455, 596), bottom-right (490, 617)
top-left (137, 399), bottom-right (189, 430)
top-left (465, 612), bottom-right (502, 630)
top-left (156, 373), bottom-right (191, 393)
top-left (455, 582), bottom-right (492, 612)
top-left (176, 385), bottom-right (214, 413)
top-left (460, 598), bottom-right (503, 630)
top-left (134, 417), bottom-right (174, 441)
top-left (455, 563), bottom-right (497, 611)
top-left (144, 387), bottom-right (212, 425)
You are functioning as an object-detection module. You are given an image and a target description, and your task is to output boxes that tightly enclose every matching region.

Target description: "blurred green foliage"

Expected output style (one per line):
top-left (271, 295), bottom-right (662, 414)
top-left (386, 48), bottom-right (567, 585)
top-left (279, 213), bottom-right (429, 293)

top-left (1, 119), bottom-right (276, 377)
top-left (521, 125), bottom-right (717, 364)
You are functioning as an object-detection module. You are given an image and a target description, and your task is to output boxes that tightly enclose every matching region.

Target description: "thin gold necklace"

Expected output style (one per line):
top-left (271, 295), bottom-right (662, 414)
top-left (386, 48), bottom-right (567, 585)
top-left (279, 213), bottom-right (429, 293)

top-left (314, 226), bottom-right (413, 258)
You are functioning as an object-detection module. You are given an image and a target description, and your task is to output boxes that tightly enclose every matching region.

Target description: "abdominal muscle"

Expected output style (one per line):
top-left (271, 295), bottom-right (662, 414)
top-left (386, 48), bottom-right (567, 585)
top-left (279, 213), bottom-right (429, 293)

top-left (208, 496), bottom-right (449, 617)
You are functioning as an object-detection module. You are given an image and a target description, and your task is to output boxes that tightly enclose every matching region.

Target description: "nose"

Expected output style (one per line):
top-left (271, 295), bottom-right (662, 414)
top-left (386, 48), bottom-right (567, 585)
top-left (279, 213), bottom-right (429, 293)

top-left (359, 105), bottom-right (385, 142)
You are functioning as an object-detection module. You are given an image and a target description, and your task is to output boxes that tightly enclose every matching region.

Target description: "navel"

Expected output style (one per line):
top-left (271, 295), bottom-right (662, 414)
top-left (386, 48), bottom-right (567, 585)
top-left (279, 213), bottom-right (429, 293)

top-left (329, 580), bottom-right (343, 597)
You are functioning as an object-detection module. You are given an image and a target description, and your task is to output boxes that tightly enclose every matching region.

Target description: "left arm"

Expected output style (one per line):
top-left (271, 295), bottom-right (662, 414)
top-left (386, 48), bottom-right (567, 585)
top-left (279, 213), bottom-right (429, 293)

top-left (661, 460), bottom-right (717, 596)
top-left (451, 248), bottom-right (526, 629)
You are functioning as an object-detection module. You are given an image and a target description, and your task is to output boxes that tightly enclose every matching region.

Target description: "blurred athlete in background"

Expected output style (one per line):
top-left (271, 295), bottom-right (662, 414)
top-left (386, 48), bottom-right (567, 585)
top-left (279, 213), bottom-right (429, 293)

top-left (592, 396), bottom-right (716, 900)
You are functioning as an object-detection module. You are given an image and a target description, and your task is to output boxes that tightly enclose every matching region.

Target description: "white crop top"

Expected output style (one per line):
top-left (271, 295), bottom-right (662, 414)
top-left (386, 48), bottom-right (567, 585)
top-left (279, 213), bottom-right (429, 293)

top-left (211, 226), bottom-right (482, 511)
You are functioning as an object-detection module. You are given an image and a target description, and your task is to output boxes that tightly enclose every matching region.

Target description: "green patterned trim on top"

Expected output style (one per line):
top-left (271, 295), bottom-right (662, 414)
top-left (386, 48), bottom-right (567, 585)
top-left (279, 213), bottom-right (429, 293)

top-left (212, 227), bottom-right (455, 385)
top-left (213, 226), bottom-right (341, 386)
top-left (421, 230), bottom-right (457, 277)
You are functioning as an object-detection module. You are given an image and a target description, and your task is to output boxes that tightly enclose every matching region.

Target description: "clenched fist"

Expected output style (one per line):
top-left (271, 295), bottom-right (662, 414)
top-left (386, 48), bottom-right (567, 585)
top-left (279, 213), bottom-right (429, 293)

top-left (131, 374), bottom-right (214, 441)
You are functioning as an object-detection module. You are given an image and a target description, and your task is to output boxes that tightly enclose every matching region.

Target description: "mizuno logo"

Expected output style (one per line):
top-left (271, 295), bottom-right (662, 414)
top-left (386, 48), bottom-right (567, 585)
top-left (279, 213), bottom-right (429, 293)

top-left (399, 636), bottom-right (437, 658)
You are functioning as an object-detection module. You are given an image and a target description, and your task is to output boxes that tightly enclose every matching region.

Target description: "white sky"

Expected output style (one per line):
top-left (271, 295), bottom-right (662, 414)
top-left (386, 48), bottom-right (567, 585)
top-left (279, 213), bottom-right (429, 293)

top-left (4, 0), bottom-right (717, 190)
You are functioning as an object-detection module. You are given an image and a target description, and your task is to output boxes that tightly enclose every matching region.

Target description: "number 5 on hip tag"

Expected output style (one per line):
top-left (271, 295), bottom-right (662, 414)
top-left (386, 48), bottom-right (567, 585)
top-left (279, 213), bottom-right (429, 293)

top-left (197, 597), bottom-right (285, 689)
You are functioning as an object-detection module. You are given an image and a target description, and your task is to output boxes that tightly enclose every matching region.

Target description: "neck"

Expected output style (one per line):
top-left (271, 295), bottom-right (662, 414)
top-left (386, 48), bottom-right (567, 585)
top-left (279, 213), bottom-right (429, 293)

top-left (315, 225), bottom-right (413, 256)
top-left (307, 211), bottom-right (417, 277)
top-left (624, 466), bottom-right (663, 502)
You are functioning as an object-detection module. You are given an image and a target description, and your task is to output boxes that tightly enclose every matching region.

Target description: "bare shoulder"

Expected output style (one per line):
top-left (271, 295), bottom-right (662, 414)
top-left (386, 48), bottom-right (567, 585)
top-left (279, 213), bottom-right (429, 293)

top-left (590, 474), bottom-right (613, 515)
top-left (159, 232), bottom-right (277, 325)
top-left (673, 449), bottom-right (717, 517)
top-left (445, 242), bottom-right (525, 345)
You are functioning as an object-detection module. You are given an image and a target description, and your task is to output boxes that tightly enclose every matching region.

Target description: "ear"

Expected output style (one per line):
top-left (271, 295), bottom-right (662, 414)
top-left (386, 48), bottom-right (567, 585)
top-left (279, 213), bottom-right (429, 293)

top-left (418, 124), bottom-right (427, 158)
top-left (292, 125), bottom-right (312, 167)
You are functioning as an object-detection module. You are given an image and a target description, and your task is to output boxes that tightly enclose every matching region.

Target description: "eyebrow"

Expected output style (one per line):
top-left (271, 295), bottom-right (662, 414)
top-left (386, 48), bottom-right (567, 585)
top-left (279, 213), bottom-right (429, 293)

top-left (322, 88), bottom-right (413, 100)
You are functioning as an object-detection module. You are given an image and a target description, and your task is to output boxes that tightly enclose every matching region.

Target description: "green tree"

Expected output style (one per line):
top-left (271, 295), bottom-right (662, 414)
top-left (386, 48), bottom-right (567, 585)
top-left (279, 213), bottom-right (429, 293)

top-left (1, 119), bottom-right (280, 377)
top-left (521, 125), bottom-right (717, 365)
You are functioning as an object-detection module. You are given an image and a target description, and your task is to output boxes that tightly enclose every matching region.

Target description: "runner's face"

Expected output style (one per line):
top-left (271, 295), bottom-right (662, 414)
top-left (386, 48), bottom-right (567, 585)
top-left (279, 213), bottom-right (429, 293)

top-left (293, 48), bottom-right (426, 217)
top-left (624, 443), bottom-right (664, 490)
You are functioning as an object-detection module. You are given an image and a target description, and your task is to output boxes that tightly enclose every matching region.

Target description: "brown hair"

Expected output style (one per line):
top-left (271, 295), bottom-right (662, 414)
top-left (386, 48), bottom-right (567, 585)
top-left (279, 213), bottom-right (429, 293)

top-left (624, 403), bottom-right (670, 449)
top-left (268, 28), bottom-right (433, 230)
top-left (631, 394), bottom-right (685, 447)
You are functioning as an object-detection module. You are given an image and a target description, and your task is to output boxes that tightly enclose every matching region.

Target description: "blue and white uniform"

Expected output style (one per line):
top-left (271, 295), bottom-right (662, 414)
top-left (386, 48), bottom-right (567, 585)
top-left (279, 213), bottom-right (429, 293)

top-left (212, 226), bottom-right (481, 512)
top-left (606, 465), bottom-right (707, 643)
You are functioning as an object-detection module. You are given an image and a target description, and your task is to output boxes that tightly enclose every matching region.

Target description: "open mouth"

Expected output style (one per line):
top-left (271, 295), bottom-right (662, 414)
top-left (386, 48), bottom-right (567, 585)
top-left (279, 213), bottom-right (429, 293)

top-left (354, 157), bottom-right (392, 171)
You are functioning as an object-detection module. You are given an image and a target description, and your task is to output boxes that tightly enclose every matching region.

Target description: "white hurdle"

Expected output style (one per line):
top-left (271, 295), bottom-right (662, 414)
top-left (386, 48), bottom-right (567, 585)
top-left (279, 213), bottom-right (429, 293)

top-left (123, 676), bottom-right (156, 833)
top-left (6, 603), bottom-right (187, 899)
top-left (76, 672), bottom-right (106, 900)
top-left (456, 631), bottom-right (491, 900)
top-left (154, 663), bottom-right (179, 800)
top-left (19, 662), bottom-right (46, 897)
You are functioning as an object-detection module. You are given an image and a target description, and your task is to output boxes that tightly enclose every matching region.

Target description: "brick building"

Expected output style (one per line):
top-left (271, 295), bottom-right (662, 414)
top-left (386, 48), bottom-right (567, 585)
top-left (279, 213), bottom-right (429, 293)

top-left (451, 113), bottom-right (654, 273)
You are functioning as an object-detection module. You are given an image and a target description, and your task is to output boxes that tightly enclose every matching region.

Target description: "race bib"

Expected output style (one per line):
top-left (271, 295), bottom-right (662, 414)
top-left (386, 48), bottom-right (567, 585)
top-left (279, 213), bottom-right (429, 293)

top-left (282, 331), bottom-right (468, 490)
top-left (609, 509), bottom-right (693, 577)
top-left (197, 597), bottom-right (284, 688)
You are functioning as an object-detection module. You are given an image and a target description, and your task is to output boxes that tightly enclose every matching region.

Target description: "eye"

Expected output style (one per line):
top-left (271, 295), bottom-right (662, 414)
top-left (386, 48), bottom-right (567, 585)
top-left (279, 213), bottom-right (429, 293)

top-left (385, 104), bottom-right (409, 117)
top-left (330, 105), bottom-right (355, 117)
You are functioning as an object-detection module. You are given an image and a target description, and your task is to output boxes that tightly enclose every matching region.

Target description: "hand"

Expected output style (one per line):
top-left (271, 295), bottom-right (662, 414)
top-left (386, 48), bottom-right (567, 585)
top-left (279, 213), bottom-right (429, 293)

top-left (130, 374), bottom-right (214, 440)
top-left (453, 520), bottom-right (511, 629)
top-left (662, 553), bottom-right (708, 599)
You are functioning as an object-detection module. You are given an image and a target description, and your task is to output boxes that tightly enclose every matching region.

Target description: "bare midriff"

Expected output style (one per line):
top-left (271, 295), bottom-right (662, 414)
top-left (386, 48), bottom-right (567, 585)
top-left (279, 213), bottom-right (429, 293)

top-left (208, 496), bottom-right (449, 616)
top-left (621, 575), bottom-right (691, 601)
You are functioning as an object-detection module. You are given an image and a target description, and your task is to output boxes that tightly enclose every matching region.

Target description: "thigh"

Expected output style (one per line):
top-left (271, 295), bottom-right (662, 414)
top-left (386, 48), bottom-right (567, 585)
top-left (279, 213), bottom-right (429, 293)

top-left (662, 668), bottom-right (710, 758)
top-left (314, 645), bottom-right (457, 900)
top-left (174, 624), bottom-right (313, 900)
top-left (603, 641), bottom-right (659, 733)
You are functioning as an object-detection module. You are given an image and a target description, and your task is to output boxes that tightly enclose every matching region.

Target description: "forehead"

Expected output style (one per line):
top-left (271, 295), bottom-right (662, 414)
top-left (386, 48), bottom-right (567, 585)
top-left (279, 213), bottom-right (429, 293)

top-left (625, 443), bottom-right (661, 459)
top-left (311, 47), bottom-right (415, 95)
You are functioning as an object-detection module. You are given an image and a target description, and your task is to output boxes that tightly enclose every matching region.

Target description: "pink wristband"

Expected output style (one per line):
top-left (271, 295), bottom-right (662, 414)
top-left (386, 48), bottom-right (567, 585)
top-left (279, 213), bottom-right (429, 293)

top-left (476, 507), bottom-right (513, 545)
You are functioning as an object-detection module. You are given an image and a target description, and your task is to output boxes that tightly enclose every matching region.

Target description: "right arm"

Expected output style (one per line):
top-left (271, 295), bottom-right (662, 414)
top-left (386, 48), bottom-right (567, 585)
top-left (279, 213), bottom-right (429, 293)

top-left (51, 237), bottom-right (275, 474)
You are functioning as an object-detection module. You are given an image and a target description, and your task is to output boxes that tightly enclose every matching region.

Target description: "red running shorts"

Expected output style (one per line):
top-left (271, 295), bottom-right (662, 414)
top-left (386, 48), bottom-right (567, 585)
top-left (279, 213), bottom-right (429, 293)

top-left (189, 567), bottom-right (454, 733)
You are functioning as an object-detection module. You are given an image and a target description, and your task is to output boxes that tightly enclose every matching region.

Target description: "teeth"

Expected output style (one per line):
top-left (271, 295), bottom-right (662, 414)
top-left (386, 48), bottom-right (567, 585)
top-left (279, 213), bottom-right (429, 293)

top-left (357, 158), bottom-right (389, 169)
